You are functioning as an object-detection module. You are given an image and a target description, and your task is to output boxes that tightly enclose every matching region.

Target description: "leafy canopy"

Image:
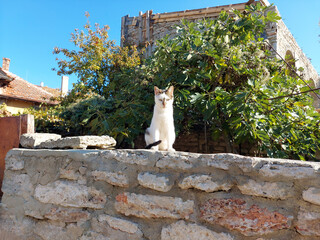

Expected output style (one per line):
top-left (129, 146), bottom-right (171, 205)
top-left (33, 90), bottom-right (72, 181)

top-left (33, 4), bottom-right (320, 160)
top-left (53, 12), bottom-right (141, 97)
top-left (142, 3), bottom-right (320, 160)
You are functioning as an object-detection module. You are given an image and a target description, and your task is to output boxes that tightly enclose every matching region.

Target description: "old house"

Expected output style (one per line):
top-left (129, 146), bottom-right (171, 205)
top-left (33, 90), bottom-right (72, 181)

top-left (0, 58), bottom-right (59, 114)
top-left (121, 0), bottom-right (320, 107)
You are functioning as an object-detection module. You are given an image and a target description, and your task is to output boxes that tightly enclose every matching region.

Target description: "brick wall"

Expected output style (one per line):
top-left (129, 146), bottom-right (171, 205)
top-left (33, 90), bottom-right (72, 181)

top-left (1, 148), bottom-right (320, 239)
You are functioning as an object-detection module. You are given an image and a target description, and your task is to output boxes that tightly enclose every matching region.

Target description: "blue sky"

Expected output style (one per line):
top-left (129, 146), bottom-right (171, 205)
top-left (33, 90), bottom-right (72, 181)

top-left (0, 0), bottom-right (319, 90)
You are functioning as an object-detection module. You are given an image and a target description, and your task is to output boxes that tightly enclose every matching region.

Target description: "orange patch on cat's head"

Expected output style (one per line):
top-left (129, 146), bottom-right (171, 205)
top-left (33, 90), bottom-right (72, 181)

top-left (166, 86), bottom-right (174, 99)
top-left (154, 86), bottom-right (174, 99)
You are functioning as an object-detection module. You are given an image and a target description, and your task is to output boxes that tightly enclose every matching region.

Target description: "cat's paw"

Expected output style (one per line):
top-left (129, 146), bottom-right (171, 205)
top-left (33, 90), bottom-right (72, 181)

top-left (168, 148), bottom-right (175, 152)
top-left (151, 146), bottom-right (159, 151)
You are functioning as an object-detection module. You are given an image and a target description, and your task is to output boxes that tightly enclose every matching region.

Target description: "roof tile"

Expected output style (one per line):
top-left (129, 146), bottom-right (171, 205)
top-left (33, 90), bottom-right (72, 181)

top-left (0, 68), bottom-right (59, 105)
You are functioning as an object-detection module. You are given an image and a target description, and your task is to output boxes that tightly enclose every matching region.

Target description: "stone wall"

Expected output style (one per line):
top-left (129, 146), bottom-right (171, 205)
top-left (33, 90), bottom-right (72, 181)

top-left (1, 148), bottom-right (320, 239)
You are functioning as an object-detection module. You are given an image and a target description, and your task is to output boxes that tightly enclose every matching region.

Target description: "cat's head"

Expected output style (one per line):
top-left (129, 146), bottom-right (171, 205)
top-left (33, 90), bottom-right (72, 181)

top-left (154, 86), bottom-right (174, 108)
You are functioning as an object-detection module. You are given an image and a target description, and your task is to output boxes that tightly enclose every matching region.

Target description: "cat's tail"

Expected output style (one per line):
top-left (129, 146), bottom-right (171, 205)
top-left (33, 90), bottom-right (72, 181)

top-left (145, 140), bottom-right (162, 149)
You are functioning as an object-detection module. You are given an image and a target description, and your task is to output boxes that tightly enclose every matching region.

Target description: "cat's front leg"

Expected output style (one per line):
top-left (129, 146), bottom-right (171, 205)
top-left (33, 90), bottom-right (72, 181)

top-left (151, 129), bottom-right (160, 151)
top-left (167, 129), bottom-right (176, 152)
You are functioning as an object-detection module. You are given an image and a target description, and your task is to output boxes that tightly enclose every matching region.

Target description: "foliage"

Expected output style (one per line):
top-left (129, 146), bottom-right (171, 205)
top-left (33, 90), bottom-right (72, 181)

top-left (38, 4), bottom-right (320, 160)
top-left (23, 104), bottom-right (67, 135)
top-left (50, 12), bottom-right (146, 145)
top-left (0, 103), bottom-right (12, 117)
top-left (53, 12), bottom-right (141, 98)
top-left (140, 3), bottom-right (320, 160)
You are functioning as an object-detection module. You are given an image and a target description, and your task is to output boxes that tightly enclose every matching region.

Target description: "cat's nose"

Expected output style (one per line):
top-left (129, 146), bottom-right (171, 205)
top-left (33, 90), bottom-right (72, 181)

top-left (162, 101), bottom-right (166, 107)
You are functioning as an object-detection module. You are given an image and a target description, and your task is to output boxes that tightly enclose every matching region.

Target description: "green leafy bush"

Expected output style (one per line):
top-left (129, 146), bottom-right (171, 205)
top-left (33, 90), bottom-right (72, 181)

top-left (31, 4), bottom-right (320, 160)
top-left (138, 3), bottom-right (320, 160)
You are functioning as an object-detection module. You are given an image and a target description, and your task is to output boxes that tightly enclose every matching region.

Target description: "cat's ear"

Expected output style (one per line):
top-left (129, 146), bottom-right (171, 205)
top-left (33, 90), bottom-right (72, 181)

top-left (167, 86), bottom-right (174, 98)
top-left (154, 86), bottom-right (161, 95)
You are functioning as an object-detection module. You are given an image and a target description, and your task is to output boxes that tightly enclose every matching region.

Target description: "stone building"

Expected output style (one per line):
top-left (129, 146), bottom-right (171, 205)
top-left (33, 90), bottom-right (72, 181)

top-left (121, 0), bottom-right (320, 107)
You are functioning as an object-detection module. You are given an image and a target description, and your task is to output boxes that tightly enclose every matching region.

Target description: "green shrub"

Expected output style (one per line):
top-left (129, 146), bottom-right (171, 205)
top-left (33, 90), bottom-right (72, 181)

top-left (32, 4), bottom-right (320, 160)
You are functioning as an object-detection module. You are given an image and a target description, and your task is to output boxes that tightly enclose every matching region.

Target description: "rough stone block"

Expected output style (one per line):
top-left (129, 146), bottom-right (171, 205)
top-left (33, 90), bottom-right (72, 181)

top-left (79, 231), bottom-right (110, 240)
top-left (259, 163), bottom-right (317, 179)
top-left (0, 209), bottom-right (37, 239)
top-left (20, 133), bottom-right (61, 148)
top-left (37, 135), bottom-right (116, 149)
top-left (238, 179), bottom-right (293, 200)
top-left (44, 207), bottom-right (90, 223)
top-left (102, 149), bottom-right (159, 166)
top-left (91, 214), bottom-right (143, 240)
top-left (34, 180), bottom-right (106, 209)
top-left (23, 197), bottom-right (52, 220)
top-left (60, 168), bottom-right (80, 181)
top-left (92, 170), bottom-right (129, 187)
top-left (206, 153), bottom-right (262, 172)
top-left (34, 221), bottom-right (83, 240)
top-left (156, 152), bottom-right (203, 170)
top-left (138, 172), bottom-right (173, 192)
top-left (200, 198), bottom-right (292, 236)
top-left (302, 187), bottom-right (320, 206)
top-left (178, 175), bottom-right (232, 192)
top-left (161, 220), bottom-right (234, 240)
top-left (295, 208), bottom-right (320, 236)
top-left (1, 173), bottom-right (33, 199)
top-left (5, 155), bottom-right (24, 171)
top-left (115, 192), bottom-right (194, 219)
top-left (59, 168), bottom-right (87, 184)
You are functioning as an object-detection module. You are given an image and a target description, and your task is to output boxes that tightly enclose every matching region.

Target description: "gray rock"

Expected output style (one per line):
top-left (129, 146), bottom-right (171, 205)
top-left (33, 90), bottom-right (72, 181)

top-left (156, 152), bottom-right (203, 170)
top-left (138, 172), bottom-right (173, 192)
top-left (102, 149), bottom-right (159, 166)
top-left (37, 135), bottom-right (116, 149)
top-left (296, 208), bottom-right (320, 236)
top-left (79, 231), bottom-right (111, 240)
top-left (91, 214), bottom-right (143, 240)
top-left (161, 220), bottom-right (234, 240)
top-left (44, 207), bottom-right (91, 223)
top-left (34, 221), bottom-right (83, 240)
top-left (34, 180), bottom-right (106, 209)
top-left (5, 155), bottom-right (24, 171)
top-left (20, 133), bottom-right (61, 148)
top-left (115, 192), bottom-right (194, 219)
top-left (92, 170), bottom-right (129, 187)
top-left (259, 163), bottom-right (317, 179)
top-left (178, 174), bottom-right (233, 192)
top-left (1, 173), bottom-right (33, 199)
top-left (302, 187), bottom-right (320, 206)
top-left (238, 179), bottom-right (294, 200)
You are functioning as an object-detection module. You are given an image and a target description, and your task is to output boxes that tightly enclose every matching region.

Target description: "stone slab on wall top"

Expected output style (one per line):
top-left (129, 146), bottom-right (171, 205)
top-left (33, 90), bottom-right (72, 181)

top-left (20, 133), bottom-right (116, 149)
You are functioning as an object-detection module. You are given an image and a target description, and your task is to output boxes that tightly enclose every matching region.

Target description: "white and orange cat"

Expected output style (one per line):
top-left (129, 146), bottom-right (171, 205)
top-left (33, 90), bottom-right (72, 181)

top-left (145, 86), bottom-right (176, 151)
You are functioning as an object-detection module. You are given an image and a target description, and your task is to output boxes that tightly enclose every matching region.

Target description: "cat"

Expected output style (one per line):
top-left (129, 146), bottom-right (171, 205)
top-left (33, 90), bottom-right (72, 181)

top-left (145, 86), bottom-right (176, 151)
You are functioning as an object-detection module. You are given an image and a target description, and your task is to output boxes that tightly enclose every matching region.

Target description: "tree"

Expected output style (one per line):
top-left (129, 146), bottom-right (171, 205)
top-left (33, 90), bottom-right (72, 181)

top-left (53, 12), bottom-right (140, 98)
top-left (141, 3), bottom-right (320, 160)
top-left (47, 5), bottom-right (320, 160)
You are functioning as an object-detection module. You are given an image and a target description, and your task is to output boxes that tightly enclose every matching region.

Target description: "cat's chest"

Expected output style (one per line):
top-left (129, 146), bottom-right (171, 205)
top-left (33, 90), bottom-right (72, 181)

top-left (152, 110), bottom-right (173, 126)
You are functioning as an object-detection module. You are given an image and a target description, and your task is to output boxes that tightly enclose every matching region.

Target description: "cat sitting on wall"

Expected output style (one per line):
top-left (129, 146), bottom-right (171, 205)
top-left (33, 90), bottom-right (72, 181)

top-left (145, 86), bottom-right (175, 151)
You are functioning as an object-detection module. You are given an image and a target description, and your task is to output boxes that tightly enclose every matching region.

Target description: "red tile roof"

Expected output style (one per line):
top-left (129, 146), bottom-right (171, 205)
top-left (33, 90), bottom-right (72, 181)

top-left (0, 68), bottom-right (59, 105)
